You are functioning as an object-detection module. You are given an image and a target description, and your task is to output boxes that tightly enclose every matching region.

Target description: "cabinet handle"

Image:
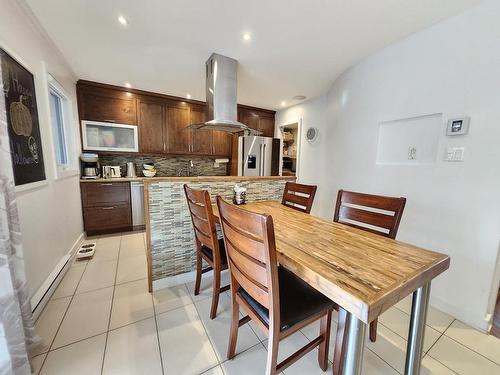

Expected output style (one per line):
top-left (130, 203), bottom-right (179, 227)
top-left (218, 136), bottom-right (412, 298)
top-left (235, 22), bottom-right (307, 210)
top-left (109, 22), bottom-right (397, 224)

top-left (102, 206), bottom-right (115, 210)
top-left (100, 183), bottom-right (113, 186)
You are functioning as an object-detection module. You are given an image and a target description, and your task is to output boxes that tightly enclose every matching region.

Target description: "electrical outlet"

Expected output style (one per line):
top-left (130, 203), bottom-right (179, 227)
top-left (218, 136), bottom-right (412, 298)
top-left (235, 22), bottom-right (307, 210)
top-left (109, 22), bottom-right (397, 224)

top-left (408, 146), bottom-right (417, 160)
top-left (444, 147), bottom-right (465, 161)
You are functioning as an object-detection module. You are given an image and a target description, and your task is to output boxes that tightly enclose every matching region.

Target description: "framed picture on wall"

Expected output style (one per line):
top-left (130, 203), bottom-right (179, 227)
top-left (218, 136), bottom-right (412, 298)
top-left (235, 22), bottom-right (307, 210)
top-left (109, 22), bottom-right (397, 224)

top-left (0, 47), bottom-right (46, 186)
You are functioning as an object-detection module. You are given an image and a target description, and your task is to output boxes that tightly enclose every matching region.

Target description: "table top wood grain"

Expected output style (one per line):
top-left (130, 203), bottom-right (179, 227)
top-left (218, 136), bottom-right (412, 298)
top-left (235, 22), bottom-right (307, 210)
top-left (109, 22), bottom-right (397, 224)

top-left (212, 200), bottom-right (450, 323)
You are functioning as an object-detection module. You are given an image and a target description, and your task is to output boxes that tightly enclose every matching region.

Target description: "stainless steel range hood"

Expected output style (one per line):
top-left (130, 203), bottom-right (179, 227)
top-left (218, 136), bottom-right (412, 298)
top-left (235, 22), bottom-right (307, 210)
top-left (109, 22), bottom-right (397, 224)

top-left (190, 53), bottom-right (258, 134)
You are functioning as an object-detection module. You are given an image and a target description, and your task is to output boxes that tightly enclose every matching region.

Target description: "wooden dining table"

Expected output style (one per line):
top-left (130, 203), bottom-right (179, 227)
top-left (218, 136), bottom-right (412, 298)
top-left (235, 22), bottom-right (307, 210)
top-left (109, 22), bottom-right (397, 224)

top-left (212, 200), bottom-right (450, 375)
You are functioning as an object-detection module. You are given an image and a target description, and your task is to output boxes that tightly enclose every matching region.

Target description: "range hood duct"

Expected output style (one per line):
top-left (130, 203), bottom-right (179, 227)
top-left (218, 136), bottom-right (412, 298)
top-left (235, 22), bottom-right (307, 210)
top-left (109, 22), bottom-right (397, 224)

top-left (190, 53), bottom-right (258, 135)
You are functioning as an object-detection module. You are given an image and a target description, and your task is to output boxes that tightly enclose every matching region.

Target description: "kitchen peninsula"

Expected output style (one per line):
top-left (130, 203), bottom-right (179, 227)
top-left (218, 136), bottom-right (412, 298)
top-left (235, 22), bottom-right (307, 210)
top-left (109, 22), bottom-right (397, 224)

top-left (143, 175), bottom-right (295, 290)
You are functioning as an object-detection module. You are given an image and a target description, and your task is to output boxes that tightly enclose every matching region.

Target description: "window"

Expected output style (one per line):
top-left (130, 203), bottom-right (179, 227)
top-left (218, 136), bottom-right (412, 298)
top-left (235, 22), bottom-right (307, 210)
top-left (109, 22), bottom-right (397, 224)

top-left (47, 75), bottom-right (77, 178)
top-left (49, 90), bottom-right (68, 166)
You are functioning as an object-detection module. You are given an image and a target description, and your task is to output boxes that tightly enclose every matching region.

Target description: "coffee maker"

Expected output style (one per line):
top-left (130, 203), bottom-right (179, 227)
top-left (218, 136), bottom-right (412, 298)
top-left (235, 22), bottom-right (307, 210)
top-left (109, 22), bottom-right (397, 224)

top-left (80, 153), bottom-right (100, 179)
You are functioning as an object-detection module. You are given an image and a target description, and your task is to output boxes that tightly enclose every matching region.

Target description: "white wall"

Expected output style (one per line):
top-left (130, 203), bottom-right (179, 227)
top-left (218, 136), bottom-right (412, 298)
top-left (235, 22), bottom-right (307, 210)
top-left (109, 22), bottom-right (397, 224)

top-left (0, 0), bottom-right (84, 300)
top-left (275, 96), bottom-right (330, 218)
top-left (278, 0), bottom-right (500, 331)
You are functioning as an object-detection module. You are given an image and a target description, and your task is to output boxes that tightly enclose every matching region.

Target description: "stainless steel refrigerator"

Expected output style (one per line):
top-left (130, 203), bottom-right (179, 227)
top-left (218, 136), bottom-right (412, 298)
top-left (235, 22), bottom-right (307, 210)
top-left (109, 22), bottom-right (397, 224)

top-left (238, 136), bottom-right (281, 176)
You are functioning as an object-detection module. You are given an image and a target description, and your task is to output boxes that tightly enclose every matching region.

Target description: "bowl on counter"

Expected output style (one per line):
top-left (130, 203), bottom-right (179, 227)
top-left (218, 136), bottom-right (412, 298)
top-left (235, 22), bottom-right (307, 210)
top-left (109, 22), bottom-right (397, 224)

top-left (143, 169), bottom-right (157, 177)
top-left (143, 163), bottom-right (155, 171)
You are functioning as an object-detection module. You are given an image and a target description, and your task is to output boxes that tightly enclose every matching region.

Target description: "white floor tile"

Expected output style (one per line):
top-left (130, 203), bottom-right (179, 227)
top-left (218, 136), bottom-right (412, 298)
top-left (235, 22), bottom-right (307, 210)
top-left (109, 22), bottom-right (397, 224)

top-left (90, 239), bottom-right (120, 263)
top-left (120, 233), bottom-right (146, 258)
top-left (421, 354), bottom-right (457, 375)
top-left (202, 365), bottom-right (225, 375)
top-left (444, 320), bottom-right (500, 365)
top-left (186, 270), bottom-right (230, 303)
top-left (116, 254), bottom-right (147, 284)
top-left (157, 304), bottom-right (219, 375)
top-left (53, 287), bottom-right (113, 349)
top-left (278, 331), bottom-right (330, 374)
top-left (76, 259), bottom-right (117, 294)
top-left (428, 335), bottom-right (500, 375)
top-left (33, 297), bottom-right (71, 355)
top-left (40, 334), bottom-right (106, 375)
top-left (31, 353), bottom-right (46, 375)
top-left (378, 306), bottom-right (441, 352)
top-left (363, 349), bottom-right (399, 375)
top-left (222, 343), bottom-right (278, 375)
top-left (103, 318), bottom-right (163, 375)
top-left (153, 283), bottom-right (193, 315)
top-left (195, 293), bottom-right (260, 361)
top-left (366, 322), bottom-right (410, 373)
top-left (52, 265), bottom-right (86, 299)
top-left (110, 278), bottom-right (154, 330)
top-left (394, 296), bottom-right (455, 334)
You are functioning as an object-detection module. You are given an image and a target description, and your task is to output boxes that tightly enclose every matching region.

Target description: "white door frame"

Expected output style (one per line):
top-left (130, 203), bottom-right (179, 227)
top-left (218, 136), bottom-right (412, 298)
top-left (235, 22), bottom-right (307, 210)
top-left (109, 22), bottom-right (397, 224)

top-left (278, 118), bottom-right (302, 180)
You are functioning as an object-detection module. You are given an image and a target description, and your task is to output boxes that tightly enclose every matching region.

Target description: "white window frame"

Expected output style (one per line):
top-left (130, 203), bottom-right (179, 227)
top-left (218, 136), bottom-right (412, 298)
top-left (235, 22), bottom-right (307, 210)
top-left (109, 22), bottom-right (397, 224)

top-left (47, 74), bottom-right (78, 179)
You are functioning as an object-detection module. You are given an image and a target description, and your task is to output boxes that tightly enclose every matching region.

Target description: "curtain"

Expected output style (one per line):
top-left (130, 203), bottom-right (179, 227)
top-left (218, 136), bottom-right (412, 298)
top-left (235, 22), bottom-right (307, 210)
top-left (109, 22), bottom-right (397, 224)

top-left (0, 62), bottom-right (39, 375)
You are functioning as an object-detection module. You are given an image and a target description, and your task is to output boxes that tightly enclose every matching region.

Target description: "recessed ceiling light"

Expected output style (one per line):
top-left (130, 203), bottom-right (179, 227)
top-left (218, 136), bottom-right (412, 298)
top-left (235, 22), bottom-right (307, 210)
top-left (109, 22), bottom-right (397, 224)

top-left (124, 82), bottom-right (132, 88)
top-left (242, 33), bottom-right (251, 41)
top-left (186, 93), bottom-right (191, 99)
top-left (293, 95), bottom-right (307, 101)
top-left (280, 101), bottom-right (286, 107)
top-left (117, 15), bottom-right (128, 26)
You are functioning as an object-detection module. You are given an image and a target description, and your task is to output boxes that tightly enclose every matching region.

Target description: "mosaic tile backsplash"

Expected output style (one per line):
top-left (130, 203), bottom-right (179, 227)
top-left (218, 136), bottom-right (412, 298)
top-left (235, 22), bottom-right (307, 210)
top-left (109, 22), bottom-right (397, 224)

top-left (98, 155), bottom-right (228, 177)
top-left (148, 179), bottom-right (288, 281)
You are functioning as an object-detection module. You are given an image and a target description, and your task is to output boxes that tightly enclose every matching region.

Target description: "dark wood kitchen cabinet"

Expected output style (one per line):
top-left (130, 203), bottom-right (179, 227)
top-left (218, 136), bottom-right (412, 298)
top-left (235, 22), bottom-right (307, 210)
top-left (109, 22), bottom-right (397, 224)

top-left (212, 131), bottom-right (232, 156)
top-left (77, 81), bottom-right (273, 158)
top-left (77, 85), bottom-right (137, 124)
top-left (138, 98), bottom-right (165, 153)
top-left (80, 182), bottom-right (132, 236)
top-left (165, 103), bottom-right (191, 154)
top-left (190, 104), bottom-right (212, 155)
top-left (238, 106), bottom-right (276, 137)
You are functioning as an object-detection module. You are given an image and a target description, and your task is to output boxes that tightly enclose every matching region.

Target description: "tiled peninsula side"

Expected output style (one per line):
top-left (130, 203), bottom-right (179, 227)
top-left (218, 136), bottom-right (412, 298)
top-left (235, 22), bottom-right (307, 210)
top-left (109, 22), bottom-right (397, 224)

top-left (144, 176), bottom-right (295, 289)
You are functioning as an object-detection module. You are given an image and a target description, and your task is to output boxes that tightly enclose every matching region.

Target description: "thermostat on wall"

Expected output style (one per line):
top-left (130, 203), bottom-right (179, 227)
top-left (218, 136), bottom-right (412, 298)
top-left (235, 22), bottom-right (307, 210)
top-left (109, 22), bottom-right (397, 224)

top-left (446, 117), bottom-right (470, 136)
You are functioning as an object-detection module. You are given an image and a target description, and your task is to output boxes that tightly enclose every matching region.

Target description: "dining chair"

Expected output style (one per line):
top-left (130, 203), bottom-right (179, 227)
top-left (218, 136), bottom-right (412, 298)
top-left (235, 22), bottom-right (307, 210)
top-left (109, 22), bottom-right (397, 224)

top-left (217, 196), bottom-right (335, 375)
top-left (184, 185), bottom-right (229, 319)
top-left (332, 189), bottom-right (406, 374)
top-left (281, 181), bottom-right (317, 213)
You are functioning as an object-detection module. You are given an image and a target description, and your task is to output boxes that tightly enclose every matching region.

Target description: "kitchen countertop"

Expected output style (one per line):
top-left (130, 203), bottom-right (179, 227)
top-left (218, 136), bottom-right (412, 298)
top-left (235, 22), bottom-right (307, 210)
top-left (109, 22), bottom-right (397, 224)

top-left (80, 176), bottom-right (296, 183)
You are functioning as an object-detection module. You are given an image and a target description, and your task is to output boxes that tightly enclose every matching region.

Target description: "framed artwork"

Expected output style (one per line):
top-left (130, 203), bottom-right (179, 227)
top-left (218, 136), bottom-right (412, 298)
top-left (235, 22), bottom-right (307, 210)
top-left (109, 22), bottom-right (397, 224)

top-left (1, 48), bottom-right (46, 185)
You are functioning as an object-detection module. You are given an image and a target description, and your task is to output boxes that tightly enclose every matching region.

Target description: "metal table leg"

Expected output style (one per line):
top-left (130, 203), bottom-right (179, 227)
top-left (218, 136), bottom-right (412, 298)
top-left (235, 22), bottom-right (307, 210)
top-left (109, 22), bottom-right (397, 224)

top-left (341, 312), bottom-right (366, 375)
top-left (405, 282), bottom-right (431, 375)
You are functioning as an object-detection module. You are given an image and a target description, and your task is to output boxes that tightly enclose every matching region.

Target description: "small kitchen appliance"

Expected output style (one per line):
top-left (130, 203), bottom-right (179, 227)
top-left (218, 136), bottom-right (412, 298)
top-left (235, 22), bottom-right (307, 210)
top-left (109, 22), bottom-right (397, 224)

top-left (80, 153), bottom-right (100, 179)
top-left (102, 165), bottom-right (121, 178)
top-left (126, 162), bottom-right (137, 177)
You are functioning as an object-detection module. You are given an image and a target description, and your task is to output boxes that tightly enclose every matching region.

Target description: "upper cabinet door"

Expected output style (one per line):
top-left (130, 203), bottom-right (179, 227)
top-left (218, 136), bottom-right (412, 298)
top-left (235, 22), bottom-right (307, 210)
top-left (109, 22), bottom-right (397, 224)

top-left (190, 105), bottom-right (213, 155)
top-left (79, 87), bottom-right (137, 125)
top-left (138, 99), bottom-right (165, 154)
top-left (259, 116), bottom-right (275, 137)
top-left (238, 109), bottom-right (259, 131)
top-left (212, 131), bottom-right (232, 156)
top-left (165, 104), bottom-right (191, 154)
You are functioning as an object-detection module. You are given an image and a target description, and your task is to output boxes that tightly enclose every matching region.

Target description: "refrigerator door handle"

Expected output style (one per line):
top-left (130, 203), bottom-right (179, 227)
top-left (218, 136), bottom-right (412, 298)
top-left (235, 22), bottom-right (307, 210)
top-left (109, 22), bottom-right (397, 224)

top-left (261, 143), bottom-right (266, 176)
top-left (259, 143), bottom-right (263, 176)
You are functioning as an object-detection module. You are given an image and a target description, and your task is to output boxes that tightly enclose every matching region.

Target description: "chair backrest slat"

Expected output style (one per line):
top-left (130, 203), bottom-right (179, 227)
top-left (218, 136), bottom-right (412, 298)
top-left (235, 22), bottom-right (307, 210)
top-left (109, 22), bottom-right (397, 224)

top-left (334, 189), bottom-right (406, 239)
top-left (217, 196), bottom-right (279, 312)
top-left (281, 182), bottom-right (317, 213)
top-left (184, 185), bottom-right (219, 254)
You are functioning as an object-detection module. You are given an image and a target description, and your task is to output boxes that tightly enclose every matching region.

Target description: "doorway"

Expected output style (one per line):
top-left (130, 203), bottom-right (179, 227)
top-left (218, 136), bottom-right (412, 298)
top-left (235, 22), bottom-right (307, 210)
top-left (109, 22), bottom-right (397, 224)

top-left (279, 122), bottom-right (300, 177)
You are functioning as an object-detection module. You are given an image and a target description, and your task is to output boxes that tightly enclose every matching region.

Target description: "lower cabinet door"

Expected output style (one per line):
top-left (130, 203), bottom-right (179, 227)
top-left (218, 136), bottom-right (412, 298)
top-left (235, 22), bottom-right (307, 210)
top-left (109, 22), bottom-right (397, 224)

top-left (83, 204), bottom-right (132, 235)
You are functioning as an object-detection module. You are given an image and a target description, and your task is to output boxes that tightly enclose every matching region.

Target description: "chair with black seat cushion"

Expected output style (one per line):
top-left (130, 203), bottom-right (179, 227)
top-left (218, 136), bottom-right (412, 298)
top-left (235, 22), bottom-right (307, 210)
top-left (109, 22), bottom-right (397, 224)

top-left (281, 181), bottom-right (317, 213)
top-left (217, 196), bottom-right (334, 375)
top-left (184, 185), bottom-right (229, 319)
top-left (332, 189), bottom-right (406, 374)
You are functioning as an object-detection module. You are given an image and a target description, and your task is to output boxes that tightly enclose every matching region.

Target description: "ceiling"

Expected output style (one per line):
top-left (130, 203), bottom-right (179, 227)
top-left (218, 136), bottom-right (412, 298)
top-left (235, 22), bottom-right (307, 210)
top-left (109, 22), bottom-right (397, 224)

top-left (26, 0), bottom-right (481, 110)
